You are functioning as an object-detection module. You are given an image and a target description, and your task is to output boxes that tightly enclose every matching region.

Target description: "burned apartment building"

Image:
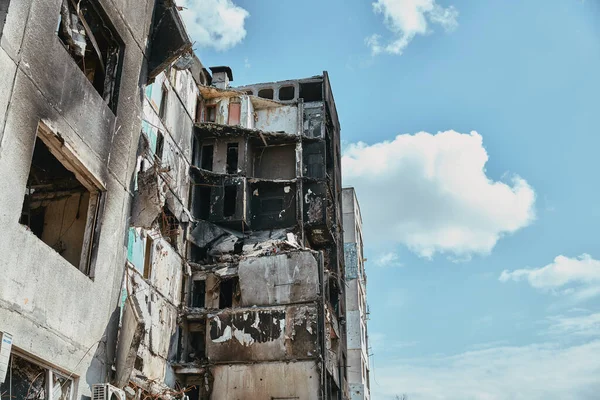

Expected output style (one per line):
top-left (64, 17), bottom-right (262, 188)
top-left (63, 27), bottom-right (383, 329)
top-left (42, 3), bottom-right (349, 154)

top-left (0, 0), bottom-right (193, 399)
top-left (172, 69), bottom-right (349, 399)
top-left (342, 188), bottom-right (370, 400)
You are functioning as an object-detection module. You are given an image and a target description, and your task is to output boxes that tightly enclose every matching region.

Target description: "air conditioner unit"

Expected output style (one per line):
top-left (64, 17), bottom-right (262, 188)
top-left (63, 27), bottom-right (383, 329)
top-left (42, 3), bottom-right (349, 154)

top-left (92, 383), bottom-right (126, 400)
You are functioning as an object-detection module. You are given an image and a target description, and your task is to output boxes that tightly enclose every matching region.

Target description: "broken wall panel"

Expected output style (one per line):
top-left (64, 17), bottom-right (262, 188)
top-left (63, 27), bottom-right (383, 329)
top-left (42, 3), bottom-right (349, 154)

top-left (206, 304), bottom-right (318, 362)
top-left (254, 105), bottom-right (299, 135)
top-left (237, 251), bottom-right (320, 306)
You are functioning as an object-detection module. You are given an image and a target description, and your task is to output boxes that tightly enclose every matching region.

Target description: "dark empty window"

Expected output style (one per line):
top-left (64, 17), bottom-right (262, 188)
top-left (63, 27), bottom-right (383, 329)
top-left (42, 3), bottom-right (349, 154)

top-left (188, 319), bottom-right (206, 361)
top-left (155, 131), bottom-right (164, 161)
top-left (226, 143), bottom-right (239, 174)
top-left (196, 186), bottom-right (211, 220)
top-left (158, 85), bottom-right (168, 119)
top-left (223, 185), bottom-right (237, 218)
top-left (20, 134), bottom-right (102, 275)
top-left (204, 105), bottom-right (216, 122)
top-left (244, 90), bottom-right (253, 95)
top-left (261, 197), bottom-right (284, 214)
top-left (192, 280), bottom-right (206, 308)
top-left (200, 145), bottom-right (213, 171)
top-left (57, 0), bottom-right (123, 112)
top-left (278, 86), bottom-right (295, 101)
top-left (299, 82), bottom-right (323, 102)
top-left (219, 277), bottom-right (239, 308)
top-left (258, 88), bottom-right (274, 99)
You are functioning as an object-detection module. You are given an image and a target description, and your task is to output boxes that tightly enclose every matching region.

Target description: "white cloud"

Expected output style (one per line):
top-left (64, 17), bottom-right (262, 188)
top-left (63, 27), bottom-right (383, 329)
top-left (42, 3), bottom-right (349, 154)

top-left (375, 251), bottom-right (403, 267)
top-left (342, 130), bottom-right (535, 259)
top-left (545, 312), bottom-right (600, 337)
top-left (372, 339), bottom-right (600, 400)
top-left (499, 254), bottom-right (600, 300)
top-left (179, 0), bottom-right (249, 51)
top-left (367, 0), bottom-right (458, 55)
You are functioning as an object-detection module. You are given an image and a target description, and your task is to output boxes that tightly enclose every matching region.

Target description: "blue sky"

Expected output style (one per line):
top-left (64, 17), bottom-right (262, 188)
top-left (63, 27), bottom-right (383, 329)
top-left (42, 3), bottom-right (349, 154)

top-left (179, 0), bottom-right (600, 398)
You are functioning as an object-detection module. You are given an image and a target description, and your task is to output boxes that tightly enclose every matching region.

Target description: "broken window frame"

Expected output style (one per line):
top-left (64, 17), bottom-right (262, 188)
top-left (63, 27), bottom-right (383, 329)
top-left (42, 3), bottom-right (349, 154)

top-left (20, 124), bottom-right (105, 278)
top-left (204, 104), bottom-right (217, 123)
top-left (56, 0), bottom-right (124, 113)
top-left (200, 144), bottom-right (214, 171)
top-left (218, 276), bottom-right (239, 309)
top-left (191, 279), bottom-right (206, 308)
top-left (0, 351), bottom-right (75, 400)
top-left (225, 142), bottom-right (239, 174)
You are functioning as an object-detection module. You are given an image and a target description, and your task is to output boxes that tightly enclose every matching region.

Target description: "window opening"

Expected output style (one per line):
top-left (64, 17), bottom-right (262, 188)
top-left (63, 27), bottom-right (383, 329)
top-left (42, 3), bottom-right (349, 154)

top-left (244, 90), bottom-right (253, 96)
top-left (159, 205), bottom-right (179, 250)
top-left (0, 353), bottom-right (73, 400)
top-left (299, 82), bottom-right (323, 102)
top-left (219, 277), bottom-right (239, 308)
top-left (226, 143), bottom-right (239, 174)
top-left (223, 185), bottom-right (237, 217)
top-left (155, 131), bottom-right (164, 161)
top-left (20, 136), bottom-right (101, 274)
top-left (196, 187), bottom-right (211, 220)
top-left (195, 96), bottom-right (202, 123)
top-left (192, 280), bottom-right (206, 308)
top-left (189, 320), bottom-right (206, 360)
top-left (200, 145), bottom-right (213, 171)
top-left (257, 88), bottom-right (274, 99)
top-left (158, 84), bottom-right (168, 119)
top-left (57, 0), bottom-right (123, 112)
top-left (204, 105), bottom-right (216, 122)
top-left (143, 234), bottom-right (153, 279)
top-left (278, 85), bottom-right (295, 101)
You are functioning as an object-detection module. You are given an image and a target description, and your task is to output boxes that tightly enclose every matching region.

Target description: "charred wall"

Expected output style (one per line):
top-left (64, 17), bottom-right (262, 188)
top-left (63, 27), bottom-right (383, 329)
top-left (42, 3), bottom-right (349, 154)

top-left (0, 0), bottom-right (160, 398)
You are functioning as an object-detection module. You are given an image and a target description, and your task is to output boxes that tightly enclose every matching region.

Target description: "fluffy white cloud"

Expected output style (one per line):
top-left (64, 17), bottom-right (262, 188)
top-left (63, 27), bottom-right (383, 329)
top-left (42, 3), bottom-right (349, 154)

top-left (342, 130), bottom-right (535, 259)
top-left (366, 0), bottom-right (458, 55)
top-left (500, 254), bottom-right (600, 300)
top-left (372, 339), bottom-right (600, 400)
top-left (179, 0), bottom-right (249, 51)
top-left (375, 251), bottom-right (403, 267)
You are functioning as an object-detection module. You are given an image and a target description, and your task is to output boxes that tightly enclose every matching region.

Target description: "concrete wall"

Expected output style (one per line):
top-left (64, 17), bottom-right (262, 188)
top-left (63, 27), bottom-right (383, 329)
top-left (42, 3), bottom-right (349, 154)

top-left (210, 361), bottom-right (320, 400)
top-left (255, 105), bottom-right (299, 135)
top-left (0, 0), bottom-right (154, 397)
top-left (237, 251), bottom-right (320, 306)
top-left (342, 187), bottom-right (370, 400)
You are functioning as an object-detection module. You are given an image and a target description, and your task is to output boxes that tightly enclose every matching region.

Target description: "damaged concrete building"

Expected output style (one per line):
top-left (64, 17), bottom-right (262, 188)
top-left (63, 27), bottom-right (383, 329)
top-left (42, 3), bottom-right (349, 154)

top-left (342, 188), bottom-right (371, 400)
top-left (0, 1), bottom-right (362, 399)
top-left (171, 70), bottom-right (349, 399)
top-left (0, 0), bottom-right (195, 398)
